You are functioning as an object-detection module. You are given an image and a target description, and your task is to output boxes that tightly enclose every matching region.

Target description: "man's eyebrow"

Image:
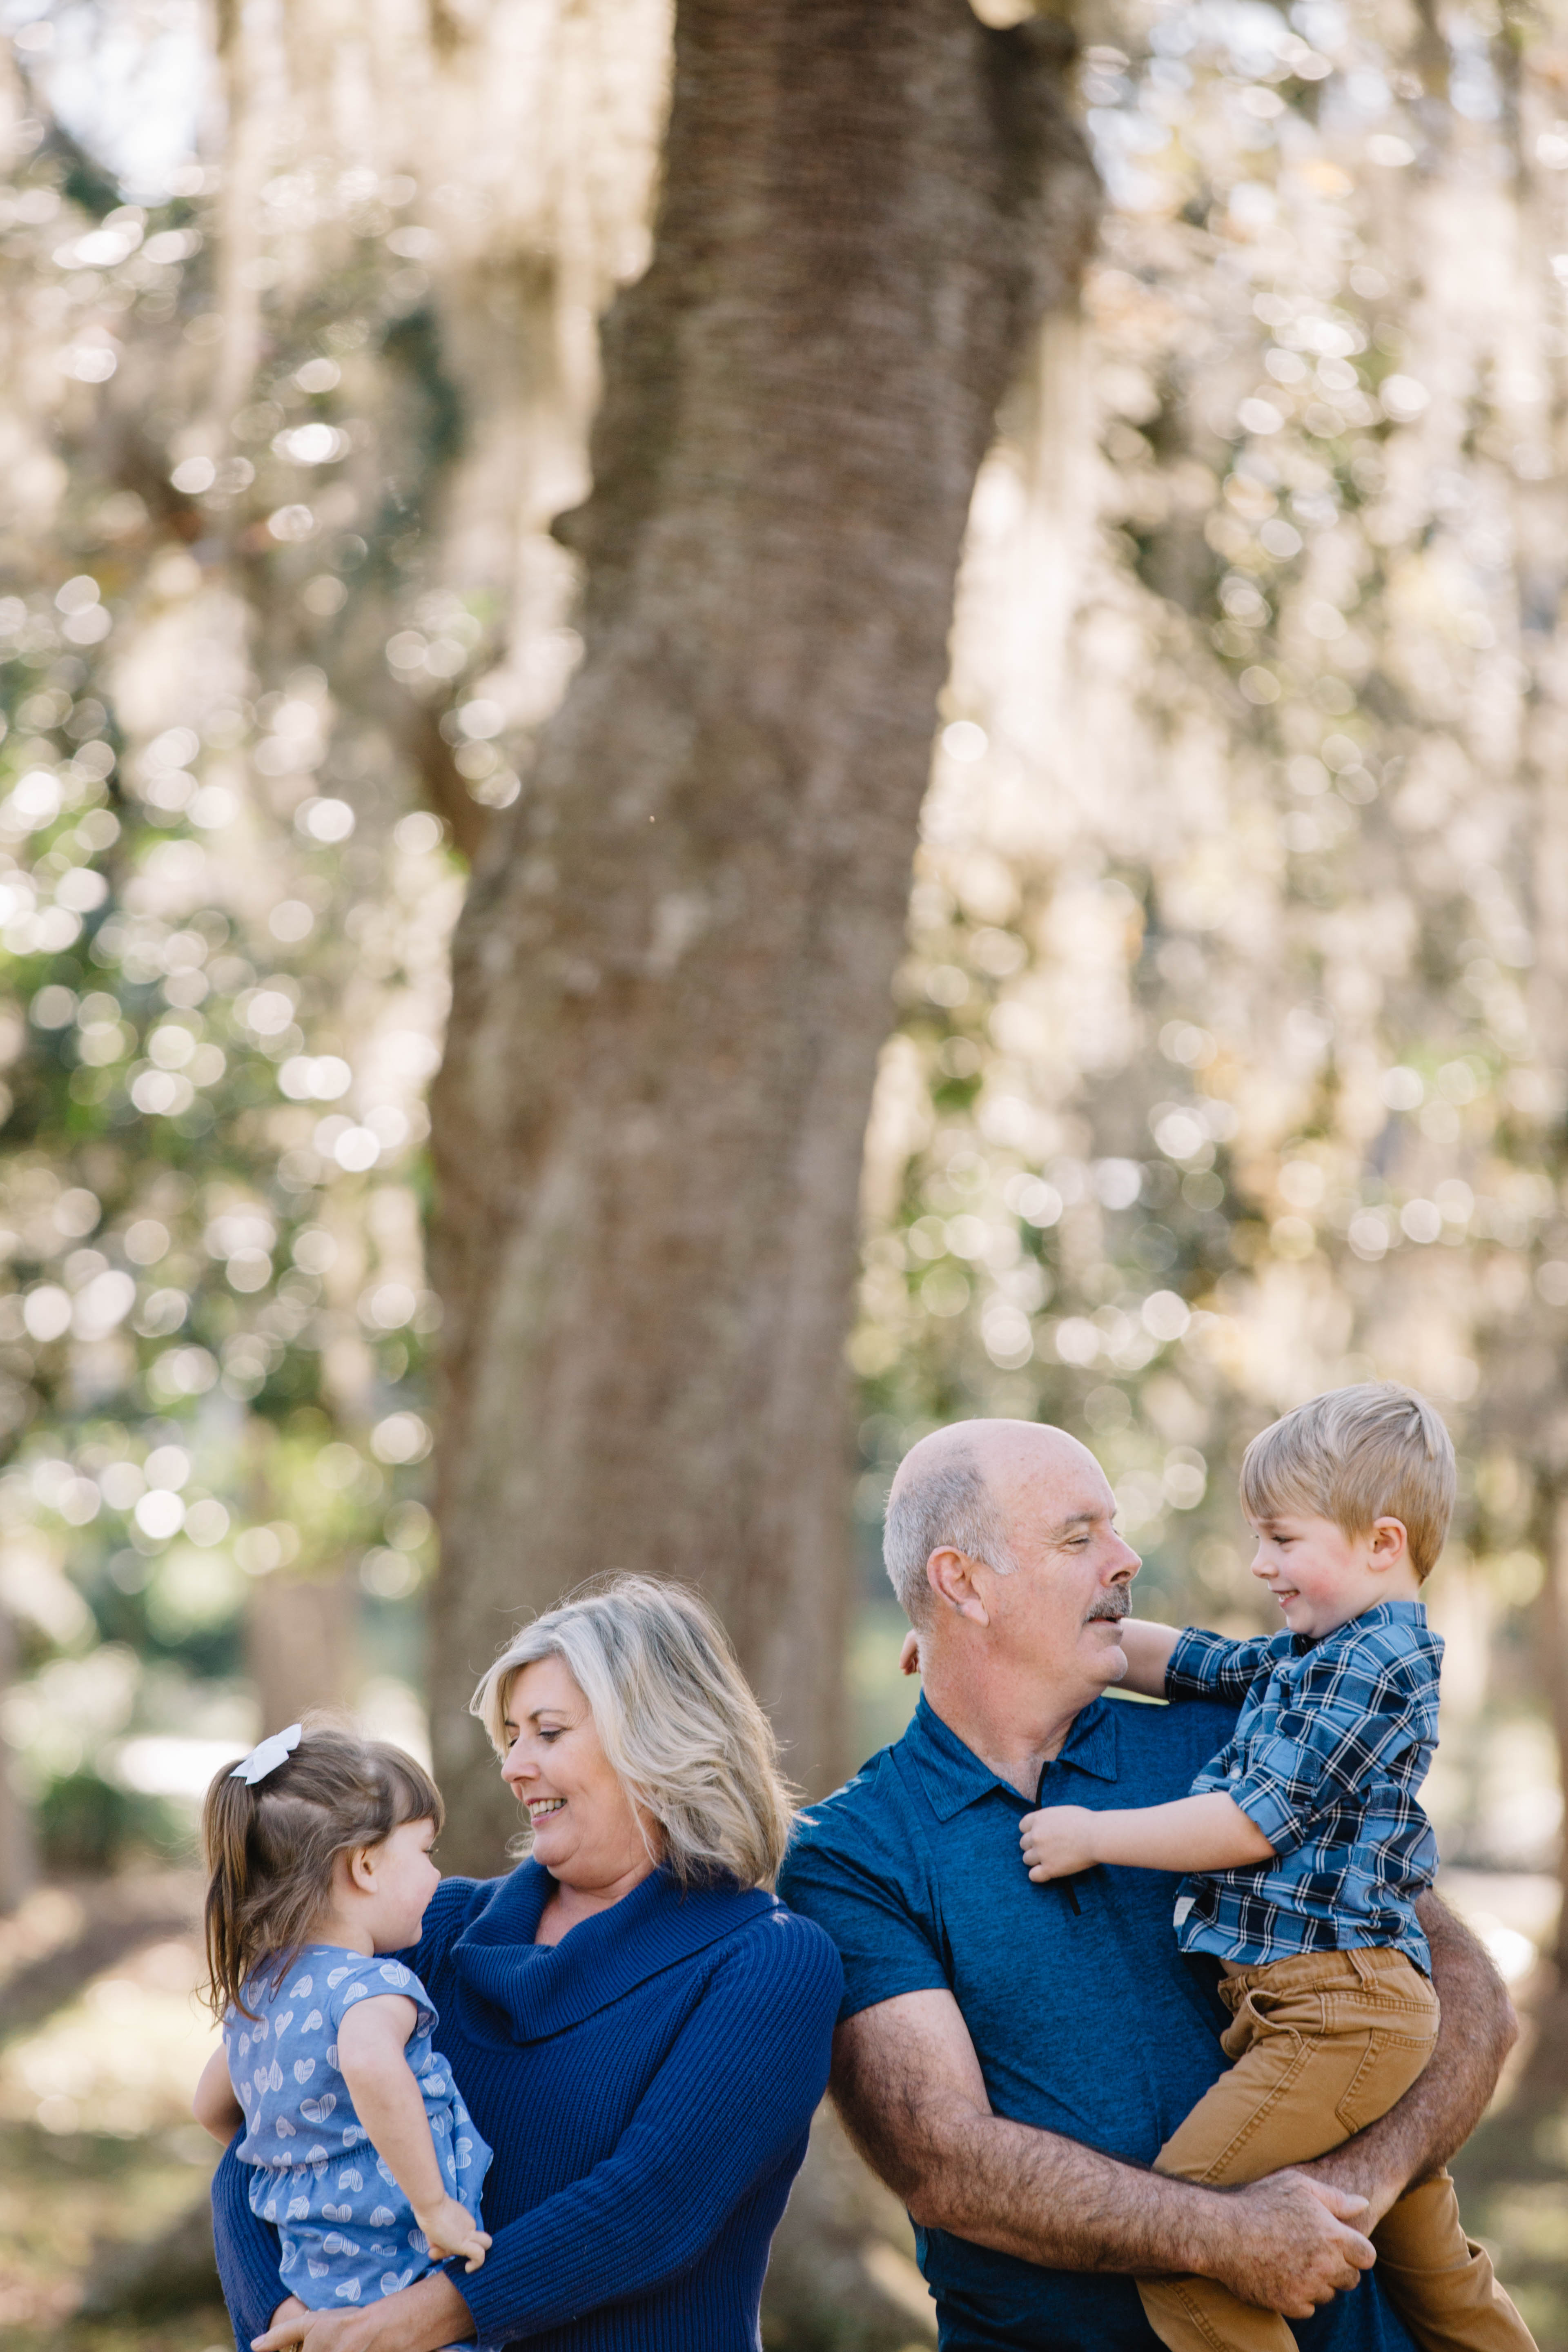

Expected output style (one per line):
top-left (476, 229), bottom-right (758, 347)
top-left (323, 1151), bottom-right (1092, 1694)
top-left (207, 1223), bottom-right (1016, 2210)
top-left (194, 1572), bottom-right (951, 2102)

top-left (1049, 1510), bottom-right (1102, 1536)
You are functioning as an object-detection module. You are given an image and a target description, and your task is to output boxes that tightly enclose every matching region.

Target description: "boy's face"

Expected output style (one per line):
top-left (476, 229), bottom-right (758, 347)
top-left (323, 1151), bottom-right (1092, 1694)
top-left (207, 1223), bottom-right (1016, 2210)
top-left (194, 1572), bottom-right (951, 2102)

top-left (1245, 1508), bottom-right (1414, 1638)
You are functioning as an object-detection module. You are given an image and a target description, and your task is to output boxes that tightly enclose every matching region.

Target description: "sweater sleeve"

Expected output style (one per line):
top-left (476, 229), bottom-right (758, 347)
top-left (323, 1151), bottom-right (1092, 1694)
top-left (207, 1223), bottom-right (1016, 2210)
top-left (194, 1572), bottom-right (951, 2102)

top-left (211, 2133), bottom-right (287, 2350)
top-left (450, 1914), bottom-right (843, 2342)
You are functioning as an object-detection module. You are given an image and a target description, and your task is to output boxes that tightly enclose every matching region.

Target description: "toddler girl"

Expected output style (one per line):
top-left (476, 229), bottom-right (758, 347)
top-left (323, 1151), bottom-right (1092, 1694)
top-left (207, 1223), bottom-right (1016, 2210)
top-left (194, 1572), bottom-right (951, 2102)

top-left (192, 1720), bottom-right (492, 2314)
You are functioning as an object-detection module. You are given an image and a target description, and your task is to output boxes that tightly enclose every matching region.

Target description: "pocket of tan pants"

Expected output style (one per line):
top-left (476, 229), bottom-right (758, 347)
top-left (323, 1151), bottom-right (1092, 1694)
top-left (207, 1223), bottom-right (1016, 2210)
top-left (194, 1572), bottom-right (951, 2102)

top-left (1329, 1987), bottom-right (1438, 2137)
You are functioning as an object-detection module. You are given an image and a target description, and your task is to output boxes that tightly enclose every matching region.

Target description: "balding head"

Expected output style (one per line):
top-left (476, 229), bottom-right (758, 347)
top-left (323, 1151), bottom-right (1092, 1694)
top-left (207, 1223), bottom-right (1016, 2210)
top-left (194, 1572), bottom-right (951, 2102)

top-left (884, 1419), bottom-right (1102, 1623)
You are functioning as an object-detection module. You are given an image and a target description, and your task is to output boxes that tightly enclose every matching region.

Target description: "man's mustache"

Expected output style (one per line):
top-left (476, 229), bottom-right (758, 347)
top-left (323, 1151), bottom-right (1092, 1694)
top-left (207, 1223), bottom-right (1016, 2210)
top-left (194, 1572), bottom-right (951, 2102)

top-left (1086, 1588), bottom-right (1131, 1622)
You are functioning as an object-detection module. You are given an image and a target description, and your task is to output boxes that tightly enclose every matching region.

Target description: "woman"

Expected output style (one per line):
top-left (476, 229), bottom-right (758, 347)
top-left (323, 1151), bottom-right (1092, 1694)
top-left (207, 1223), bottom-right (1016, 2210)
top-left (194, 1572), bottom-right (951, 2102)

top-left (211, 1575), bottom-right (843, 2352)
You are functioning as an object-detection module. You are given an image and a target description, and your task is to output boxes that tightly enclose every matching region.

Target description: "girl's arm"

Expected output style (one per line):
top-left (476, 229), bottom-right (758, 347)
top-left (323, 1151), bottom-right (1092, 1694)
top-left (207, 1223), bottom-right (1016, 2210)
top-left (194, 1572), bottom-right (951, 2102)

top-left (1020, 1793), bottom-right (1275, 1881)
top-left (336, 1996), bottom-right (490, 2272)
top-left (194, 2045), bottom-right (245, 2143)
top-left (1114, 1619), bottom-right (1182, 1699)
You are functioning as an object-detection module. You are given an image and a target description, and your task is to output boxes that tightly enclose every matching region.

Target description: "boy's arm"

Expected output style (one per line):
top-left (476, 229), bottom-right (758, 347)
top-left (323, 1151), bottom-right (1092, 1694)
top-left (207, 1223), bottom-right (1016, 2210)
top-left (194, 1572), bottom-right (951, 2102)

top-left (193, 2044), bottom-right (244, 2143)
top-left (1114, 1619), bottom-right (1182, 1698)
top-left (1020, 1793), bottom-right (1274, 1881)
top-left (909, 1618), bottom-right (1182, 1699)
top-left (336, 1995), bottom-right (491, 2272)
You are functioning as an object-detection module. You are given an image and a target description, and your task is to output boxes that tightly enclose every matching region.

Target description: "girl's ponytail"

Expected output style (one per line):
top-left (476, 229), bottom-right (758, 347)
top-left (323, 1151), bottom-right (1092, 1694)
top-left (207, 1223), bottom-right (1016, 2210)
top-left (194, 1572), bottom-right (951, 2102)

top-left (200, 1720), bottom-right (442, 2019)
top-left (201, 1768), bottom-right (261, 2020)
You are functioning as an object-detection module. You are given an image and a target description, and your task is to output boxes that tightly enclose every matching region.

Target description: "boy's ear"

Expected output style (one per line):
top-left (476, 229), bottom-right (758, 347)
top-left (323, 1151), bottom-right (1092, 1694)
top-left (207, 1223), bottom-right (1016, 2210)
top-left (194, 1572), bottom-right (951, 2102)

top-left (1368, 1516), bottom-right (1409, 1568)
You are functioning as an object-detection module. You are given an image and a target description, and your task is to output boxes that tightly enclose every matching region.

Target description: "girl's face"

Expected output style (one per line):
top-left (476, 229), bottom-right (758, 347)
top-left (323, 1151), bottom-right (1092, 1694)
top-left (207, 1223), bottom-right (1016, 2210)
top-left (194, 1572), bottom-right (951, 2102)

top-left (500, 1654), bottom-right (658, 1895)
top-left (356, 1815), bottom-right (442, 1950)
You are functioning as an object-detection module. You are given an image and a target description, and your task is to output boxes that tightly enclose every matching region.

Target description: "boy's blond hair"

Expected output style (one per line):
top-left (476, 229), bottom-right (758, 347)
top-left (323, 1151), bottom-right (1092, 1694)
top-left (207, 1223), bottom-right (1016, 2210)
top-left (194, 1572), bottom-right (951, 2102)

top-left (1239, 1382), bottom-right (1455, 1581)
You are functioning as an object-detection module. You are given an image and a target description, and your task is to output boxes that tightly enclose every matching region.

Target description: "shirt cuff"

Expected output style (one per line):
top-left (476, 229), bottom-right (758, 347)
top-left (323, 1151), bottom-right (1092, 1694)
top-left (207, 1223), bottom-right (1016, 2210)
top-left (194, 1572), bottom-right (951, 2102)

top-left (1165, 1625), bottom-right (1229, 1698)
top-left (1226, 1772), bottom-right (1304, 1857)
top-left (835, 1959), bottom-right (950, 2025)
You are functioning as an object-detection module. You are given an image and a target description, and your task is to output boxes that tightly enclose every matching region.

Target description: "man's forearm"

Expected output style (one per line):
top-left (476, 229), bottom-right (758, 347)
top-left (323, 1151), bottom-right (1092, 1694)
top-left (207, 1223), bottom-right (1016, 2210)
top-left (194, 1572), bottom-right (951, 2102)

top-left (858, 2090), bottom-right (1217, 2273)
top-left (1306, 1892), bottom-right (1516, 2225)
top-left (833, 2074), bottom-right (1376, 2319)
top-left (831, 1990), bottom-right (1375, 2321)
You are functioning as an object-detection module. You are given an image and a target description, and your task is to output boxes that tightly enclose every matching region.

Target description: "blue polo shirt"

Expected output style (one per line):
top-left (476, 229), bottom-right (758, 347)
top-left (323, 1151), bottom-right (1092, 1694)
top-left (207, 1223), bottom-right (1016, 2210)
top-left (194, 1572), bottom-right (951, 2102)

top-left (779, 1689), bottom-right (1418, 2352)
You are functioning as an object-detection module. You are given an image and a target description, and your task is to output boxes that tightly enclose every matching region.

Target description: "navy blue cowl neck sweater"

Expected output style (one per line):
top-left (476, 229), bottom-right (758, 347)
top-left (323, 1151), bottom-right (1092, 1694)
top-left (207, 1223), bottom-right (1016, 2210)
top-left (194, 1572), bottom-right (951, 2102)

top-left (211, 1861), bottom-right (843, 2350)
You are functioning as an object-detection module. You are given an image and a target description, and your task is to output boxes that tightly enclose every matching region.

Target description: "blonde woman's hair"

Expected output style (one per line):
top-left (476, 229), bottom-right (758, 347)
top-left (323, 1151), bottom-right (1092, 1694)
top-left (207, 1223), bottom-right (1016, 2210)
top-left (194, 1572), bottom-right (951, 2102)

top-left (1240, 1382), bottom-right (1456, 1581)
top-left (471, 1575), bottom-right (796, 1891)
top-left (202, 1721), bottom-right (442, 2020)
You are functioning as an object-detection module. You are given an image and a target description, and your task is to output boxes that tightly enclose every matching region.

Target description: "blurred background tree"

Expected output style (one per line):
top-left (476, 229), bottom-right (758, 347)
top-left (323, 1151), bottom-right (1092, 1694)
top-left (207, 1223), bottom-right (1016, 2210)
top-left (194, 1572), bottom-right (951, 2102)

top-left (4, 0), bottom-right (1568, 2342)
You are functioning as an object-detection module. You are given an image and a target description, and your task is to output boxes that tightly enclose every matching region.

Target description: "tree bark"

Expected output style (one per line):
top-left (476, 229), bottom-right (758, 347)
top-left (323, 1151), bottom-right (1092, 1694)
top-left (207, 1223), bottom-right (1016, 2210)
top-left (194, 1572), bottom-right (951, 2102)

top-left (429, 0), bottom-right (1097, 1867)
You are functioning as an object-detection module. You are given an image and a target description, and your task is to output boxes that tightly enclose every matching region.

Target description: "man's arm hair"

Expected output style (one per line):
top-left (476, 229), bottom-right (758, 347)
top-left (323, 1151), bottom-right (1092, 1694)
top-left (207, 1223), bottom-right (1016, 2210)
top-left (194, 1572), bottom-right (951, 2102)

top-left (830, 1987), bottom-right (1377, 2321)
top-left (1305, 1891), bottom-right (1517, 2225)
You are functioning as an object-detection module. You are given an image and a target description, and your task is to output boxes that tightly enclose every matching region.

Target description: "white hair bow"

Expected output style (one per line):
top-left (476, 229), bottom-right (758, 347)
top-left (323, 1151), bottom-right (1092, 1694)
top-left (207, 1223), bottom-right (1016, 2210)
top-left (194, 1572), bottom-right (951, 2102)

top-left (230, 1723), bottom-right (303, 1786)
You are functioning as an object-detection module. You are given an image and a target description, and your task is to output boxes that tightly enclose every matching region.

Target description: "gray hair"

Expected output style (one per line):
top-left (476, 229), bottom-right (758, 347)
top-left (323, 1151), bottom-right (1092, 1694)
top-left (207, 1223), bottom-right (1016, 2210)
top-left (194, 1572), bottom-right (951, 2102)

top-left (883, 1447), bottom-right (1017, 1621)
top-left (470, 1574), bottom-right (795, 1891)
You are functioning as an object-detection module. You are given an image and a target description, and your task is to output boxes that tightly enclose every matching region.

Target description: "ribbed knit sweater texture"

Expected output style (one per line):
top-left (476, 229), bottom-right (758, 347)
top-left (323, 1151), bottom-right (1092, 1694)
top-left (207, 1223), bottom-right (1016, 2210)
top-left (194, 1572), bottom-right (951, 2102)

top-left (211, 1860), bottom-right (843, 2350)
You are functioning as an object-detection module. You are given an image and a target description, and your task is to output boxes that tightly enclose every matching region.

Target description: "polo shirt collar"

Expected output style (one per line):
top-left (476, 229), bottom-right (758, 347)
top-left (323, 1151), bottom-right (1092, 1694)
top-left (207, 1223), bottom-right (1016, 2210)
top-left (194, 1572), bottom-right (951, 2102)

top-left (905, 1690), bottom-right (1121, 1823)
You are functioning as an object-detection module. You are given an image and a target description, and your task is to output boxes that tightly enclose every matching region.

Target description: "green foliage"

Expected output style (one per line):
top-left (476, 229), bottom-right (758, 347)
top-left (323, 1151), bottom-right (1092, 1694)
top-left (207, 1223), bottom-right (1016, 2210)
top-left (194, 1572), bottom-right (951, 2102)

top-left (35, 1767), bottom-right (179, 1873)
top-left (848, 0), bottom-right (1568, 1856)
top-left (0, 89), bottom-right (489, 1809)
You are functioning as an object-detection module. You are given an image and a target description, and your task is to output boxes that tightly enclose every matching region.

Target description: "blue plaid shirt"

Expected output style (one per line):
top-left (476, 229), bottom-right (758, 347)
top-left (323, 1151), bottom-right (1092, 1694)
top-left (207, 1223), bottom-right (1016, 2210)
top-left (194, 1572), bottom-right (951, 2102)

top-left (1165, 1599), bottom-right (1441, 1973)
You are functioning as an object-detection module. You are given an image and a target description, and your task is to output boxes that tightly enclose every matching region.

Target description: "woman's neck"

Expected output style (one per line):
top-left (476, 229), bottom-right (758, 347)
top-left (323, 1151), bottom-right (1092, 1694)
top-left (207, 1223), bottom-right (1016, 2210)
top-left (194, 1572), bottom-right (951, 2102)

top-left (534, 1854), bottom-right (657, 1946)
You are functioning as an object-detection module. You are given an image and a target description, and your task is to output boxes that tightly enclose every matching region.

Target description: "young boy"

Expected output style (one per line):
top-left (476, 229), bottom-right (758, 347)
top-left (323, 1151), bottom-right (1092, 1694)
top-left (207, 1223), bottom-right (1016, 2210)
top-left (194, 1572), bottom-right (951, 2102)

top-left (1017, 1383), bottom-right (1532, 2352)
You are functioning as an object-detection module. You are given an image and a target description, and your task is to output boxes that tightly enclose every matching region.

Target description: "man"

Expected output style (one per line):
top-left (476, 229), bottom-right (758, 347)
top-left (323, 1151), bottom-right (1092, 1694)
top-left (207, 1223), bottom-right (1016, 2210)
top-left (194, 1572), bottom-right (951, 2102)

top-left (779, 1420), bottom-right (1517, 2352)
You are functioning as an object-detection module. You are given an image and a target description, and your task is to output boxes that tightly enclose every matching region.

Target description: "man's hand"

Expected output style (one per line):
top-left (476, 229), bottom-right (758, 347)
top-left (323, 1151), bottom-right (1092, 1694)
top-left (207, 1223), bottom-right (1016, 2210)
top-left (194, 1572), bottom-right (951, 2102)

top-left (1204, 2173), bottom-right (1375, 2317)
top-left (1019, 1805), bottom-right (1097, 1881)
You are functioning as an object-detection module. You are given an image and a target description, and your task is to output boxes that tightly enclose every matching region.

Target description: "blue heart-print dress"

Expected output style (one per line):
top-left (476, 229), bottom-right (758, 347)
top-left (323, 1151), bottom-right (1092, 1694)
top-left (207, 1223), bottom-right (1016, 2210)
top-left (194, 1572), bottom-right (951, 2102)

top-left (224, 1944), bottom-right (492, 2310)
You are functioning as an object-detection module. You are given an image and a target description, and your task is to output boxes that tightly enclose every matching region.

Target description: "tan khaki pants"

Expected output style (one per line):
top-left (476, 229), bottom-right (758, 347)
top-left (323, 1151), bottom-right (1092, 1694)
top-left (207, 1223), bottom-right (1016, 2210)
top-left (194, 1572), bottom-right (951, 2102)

top-left (1137, 1946), bottom-right (1533, 2352)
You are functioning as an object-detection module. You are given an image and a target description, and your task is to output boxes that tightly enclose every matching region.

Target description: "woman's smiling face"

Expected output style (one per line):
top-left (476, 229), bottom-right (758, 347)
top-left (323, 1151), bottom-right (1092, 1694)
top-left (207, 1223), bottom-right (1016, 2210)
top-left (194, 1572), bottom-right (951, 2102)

top-left (500, 1653), bottom-right (657, 1893)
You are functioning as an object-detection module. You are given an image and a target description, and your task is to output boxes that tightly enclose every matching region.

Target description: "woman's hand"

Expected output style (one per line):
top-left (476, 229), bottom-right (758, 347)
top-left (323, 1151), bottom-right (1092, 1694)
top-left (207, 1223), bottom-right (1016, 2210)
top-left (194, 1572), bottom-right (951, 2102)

top-left (254, 2295), bottom-right (309, 2350)
top-left (249, 2272), bottom-right (474, 2352)
top-left (1019, 1804), bottom-right (1099, 1882)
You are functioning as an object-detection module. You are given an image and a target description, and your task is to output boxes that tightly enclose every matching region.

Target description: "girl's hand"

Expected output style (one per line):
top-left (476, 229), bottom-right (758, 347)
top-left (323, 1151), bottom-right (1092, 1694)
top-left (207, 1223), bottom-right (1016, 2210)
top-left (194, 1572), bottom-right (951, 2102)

top-left (413, 2194), bottom-right (491, 2272)
top-left (898, 1630), bottom-right (921, 1677)
top-left (1019, 1804), bottom-right (1099, 1882)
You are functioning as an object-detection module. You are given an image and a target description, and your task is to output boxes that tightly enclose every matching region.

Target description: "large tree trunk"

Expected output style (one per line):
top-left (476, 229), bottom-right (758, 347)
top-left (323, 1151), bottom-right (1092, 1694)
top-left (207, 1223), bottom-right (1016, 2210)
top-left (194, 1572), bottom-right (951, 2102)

top-left (429, 0), bottom-right (1097, 1864)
